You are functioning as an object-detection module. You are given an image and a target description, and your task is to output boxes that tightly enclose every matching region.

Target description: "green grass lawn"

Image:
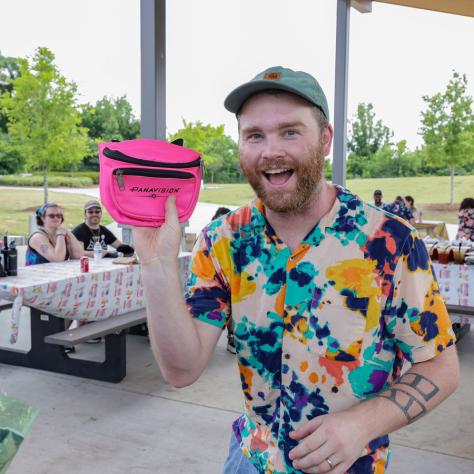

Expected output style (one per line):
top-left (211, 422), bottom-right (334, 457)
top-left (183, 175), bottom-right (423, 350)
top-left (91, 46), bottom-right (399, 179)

top-left (200, 175), bottom-right (474, 224)
top-left (2, 174), bottom-right (471, 235)
top-left (0, 189), bottom-right (113, 236)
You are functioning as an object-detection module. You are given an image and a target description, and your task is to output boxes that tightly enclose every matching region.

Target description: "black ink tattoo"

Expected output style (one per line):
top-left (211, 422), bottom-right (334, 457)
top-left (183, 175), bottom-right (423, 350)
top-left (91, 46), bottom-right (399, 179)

top-left (397, 373), bottom-right (440, 401)
top-left (379, 388), bottom-right (427, 424)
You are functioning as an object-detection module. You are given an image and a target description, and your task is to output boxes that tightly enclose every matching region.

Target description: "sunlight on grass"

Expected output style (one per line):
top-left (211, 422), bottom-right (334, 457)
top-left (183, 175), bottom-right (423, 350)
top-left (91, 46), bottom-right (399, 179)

top-left (2, 174), bottom-right (471, 235)
top-left (0, 189), bottom-right (112, 236)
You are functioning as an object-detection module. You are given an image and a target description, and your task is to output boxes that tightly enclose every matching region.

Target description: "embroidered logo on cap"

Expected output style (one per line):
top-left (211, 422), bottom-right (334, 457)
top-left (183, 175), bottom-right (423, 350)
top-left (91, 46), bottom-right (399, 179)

top-left (264, 72), bottom-right (281, 80)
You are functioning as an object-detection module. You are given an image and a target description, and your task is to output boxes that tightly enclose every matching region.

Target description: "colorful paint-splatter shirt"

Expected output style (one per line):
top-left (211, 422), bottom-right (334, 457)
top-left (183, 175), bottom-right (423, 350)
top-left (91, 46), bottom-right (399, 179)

top-left (185, 186), bottom-right (455, 474)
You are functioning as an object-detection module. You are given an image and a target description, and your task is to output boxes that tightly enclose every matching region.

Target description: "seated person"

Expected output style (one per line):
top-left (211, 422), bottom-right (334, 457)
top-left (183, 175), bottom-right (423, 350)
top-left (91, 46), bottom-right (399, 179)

top-left (211, 206), bottom-right (231, 220)
top-left (26, 203), bottom-right (84, 266)
top-left (72, 200), bottom-right (134, 257)
top-left (456, 197), bottom-right (474, 241)
top-left (404, 195), bottom-right (422, 222)
top-left (383, 195), bottom-right (415, 225)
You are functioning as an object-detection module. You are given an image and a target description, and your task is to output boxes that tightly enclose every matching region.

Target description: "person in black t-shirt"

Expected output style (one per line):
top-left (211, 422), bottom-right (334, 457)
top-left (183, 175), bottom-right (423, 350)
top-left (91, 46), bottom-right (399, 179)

top-left (72, 200), bottom-right (134, 257)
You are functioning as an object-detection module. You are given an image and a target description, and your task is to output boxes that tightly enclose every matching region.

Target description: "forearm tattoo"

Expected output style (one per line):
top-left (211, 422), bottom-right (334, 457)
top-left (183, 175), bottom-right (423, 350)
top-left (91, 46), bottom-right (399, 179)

top-left (397, 373), bottom-right (439, 401)
top-left (379, 388), bottom-right (426, 423)
top-left (379, 372), bottom-right (440, 424)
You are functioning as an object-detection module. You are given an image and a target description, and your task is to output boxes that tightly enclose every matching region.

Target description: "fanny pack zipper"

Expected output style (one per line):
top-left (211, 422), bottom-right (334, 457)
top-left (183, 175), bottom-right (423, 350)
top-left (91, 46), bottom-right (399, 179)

top-left (104, 147), bottom-right (202, 169)
top-left (114, 168), bottom-right (194, 191)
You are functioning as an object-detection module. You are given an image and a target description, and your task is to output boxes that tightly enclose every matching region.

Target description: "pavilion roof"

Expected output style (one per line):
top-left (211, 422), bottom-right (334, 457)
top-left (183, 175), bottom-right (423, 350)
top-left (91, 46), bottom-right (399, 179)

top-left (374, 0), bottom-right (474, 18)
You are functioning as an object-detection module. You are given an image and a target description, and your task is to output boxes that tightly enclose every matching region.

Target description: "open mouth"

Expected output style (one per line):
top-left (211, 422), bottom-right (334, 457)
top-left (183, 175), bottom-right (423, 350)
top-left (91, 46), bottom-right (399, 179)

top-left (263, 168), bottom-right (294, 186)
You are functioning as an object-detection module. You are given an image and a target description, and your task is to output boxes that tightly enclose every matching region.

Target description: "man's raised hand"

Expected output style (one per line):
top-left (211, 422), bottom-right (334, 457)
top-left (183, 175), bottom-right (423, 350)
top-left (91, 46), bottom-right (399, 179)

top-left (132, 195), bottom-right (182, 265)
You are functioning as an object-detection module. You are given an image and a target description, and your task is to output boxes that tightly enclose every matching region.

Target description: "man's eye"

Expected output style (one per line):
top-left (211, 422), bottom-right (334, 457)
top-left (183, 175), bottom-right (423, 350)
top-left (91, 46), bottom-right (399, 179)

top-left (247, 133), bottom-right (262, 141)
top-left (284, 130), bottom-right (297, 137)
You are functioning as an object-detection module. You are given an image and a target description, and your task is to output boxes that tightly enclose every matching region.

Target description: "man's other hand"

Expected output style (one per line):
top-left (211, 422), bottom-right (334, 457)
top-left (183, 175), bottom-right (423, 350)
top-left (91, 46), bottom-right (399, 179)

top-left (288, 410), bottom-right (370, 473)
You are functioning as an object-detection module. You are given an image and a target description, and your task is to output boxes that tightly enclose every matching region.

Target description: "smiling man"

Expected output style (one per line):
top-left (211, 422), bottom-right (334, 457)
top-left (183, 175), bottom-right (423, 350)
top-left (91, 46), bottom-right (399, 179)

top-left (133, 66), bottom-right (459, 474)
top-left (72, 200), bottom-right (134, 257)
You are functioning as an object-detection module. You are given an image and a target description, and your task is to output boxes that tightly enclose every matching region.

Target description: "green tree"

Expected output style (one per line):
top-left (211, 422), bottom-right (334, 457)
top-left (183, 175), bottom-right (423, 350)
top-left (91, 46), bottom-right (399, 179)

top-left (420, 71), bottom-right (474, 204)
top-left (324, 158), bottom-right (332, 181)
top-left (168, 120), bottom-right (240, 183)
top-left (0, 47), bottom-right (88, 202)
top-left (348, 103), bottom-right (393, 158)
top-left (346, 103), bottom-right (393, 179)
top-left (79, 95), bottom-right (140, 170)
top-left (0, 51), bottom-right (21, 134)
top-left (0, 51), bottom-right (24, 174)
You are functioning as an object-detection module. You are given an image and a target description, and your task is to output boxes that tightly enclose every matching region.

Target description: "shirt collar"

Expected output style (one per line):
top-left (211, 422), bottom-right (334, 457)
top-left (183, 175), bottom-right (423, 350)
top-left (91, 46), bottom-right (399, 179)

top-left (249, 185), bottom-right (360, 247)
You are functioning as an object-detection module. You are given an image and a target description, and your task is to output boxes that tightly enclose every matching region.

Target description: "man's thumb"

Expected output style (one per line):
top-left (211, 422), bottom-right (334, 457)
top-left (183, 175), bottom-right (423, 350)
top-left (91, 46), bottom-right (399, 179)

top-left (164, 195), bottom-right (179, 226)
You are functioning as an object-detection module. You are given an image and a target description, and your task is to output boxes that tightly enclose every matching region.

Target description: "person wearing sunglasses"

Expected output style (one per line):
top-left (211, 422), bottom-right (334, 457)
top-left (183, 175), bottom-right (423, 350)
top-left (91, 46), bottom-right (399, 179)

top-left (25, 202), bottom-right (84, 266)
top-left (72, 200), bottom-right (134, 258)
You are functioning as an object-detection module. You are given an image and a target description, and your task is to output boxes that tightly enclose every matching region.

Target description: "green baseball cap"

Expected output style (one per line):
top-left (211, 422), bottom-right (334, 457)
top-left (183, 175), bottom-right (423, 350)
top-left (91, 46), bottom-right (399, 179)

top-left (224, 66), bottom-right (330, 120)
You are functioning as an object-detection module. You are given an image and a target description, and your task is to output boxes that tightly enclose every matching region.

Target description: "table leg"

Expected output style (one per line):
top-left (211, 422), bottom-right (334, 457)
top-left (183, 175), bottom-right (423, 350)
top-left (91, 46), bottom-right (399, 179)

top-left (0, 308), bottom-right (127, 383)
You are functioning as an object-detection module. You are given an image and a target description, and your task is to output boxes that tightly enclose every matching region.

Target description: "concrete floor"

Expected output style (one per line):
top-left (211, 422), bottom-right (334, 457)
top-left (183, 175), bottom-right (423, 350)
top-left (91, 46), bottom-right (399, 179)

top-left (1, 314), bottom-right (474, 474)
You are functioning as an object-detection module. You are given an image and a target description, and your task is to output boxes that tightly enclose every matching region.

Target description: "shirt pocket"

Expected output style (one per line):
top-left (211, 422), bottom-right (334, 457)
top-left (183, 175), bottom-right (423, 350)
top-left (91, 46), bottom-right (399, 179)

top-left (308, 296), bottom-right (368, 360)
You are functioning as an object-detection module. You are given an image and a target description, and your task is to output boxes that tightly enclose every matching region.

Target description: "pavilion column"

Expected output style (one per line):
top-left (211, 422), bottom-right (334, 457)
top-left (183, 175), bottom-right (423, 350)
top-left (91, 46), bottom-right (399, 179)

top-left (332, 0), bottom-right (351, 186)
top-left (140, 0), bottom-right (166, 140)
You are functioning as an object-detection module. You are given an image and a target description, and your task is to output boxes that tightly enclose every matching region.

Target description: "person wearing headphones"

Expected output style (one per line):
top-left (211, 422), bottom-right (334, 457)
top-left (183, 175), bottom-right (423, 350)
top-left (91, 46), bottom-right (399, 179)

top-left (26, 202), bottom-right (84, 266)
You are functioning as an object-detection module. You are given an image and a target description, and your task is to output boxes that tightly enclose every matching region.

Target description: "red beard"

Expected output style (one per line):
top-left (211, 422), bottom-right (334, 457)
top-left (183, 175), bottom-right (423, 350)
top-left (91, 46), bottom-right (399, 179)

top-left (240, 141), bottom-right (325, 214)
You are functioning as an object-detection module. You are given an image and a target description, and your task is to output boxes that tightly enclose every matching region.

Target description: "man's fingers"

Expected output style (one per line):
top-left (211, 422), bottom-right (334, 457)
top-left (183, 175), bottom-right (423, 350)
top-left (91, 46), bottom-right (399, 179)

top-left (289, 427), bottom-right (325, 461)
top-left (290, 416), bottom-right (324, 441)
top-left (291, 441), bottom-right (334, 471)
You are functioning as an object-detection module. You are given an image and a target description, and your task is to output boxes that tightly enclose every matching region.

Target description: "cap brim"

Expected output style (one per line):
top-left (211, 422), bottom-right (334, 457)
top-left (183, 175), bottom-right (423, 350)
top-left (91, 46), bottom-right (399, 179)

top-left (224, 80), bottom-right (317, 114)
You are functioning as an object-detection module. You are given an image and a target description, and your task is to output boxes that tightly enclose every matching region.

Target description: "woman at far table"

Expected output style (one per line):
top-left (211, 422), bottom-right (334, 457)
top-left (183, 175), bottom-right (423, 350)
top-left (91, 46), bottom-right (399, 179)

top-left (26, 202), bottom-right (84, 266)
top-left (456, 197), bottom-right (474, 242)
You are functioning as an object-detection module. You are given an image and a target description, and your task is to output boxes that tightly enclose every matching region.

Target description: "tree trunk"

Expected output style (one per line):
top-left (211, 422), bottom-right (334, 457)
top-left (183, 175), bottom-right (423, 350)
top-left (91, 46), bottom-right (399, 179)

top-left (43, 170), bottom-right (48, 204)
top-left (450, 166), bottom-right (454, 205)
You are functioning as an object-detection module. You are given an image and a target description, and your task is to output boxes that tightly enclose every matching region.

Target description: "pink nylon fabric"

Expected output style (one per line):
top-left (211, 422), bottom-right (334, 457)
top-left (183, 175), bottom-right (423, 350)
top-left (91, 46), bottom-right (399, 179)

top-left (99, 139), bottom-right (202, 227)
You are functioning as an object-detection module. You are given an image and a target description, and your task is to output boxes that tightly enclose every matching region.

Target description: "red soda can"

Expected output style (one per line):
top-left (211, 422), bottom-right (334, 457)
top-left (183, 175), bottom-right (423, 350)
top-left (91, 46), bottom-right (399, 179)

top-left (80, 256), bottom-right (89, 273)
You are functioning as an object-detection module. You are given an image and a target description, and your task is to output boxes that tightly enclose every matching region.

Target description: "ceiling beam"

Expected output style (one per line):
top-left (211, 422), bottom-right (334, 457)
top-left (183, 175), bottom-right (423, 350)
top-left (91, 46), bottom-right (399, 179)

top-left (351, 0), bottom-right (373, 14)
top-left (374, 0), bottom-right (474, 18)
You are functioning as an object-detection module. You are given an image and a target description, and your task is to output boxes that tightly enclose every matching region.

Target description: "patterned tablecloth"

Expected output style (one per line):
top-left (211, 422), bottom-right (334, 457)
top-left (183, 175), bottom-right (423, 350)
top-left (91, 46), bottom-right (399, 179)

top-left (0, 254), bottom-right (191, 344)
top-left (432, 263), bottom-right (474, 307)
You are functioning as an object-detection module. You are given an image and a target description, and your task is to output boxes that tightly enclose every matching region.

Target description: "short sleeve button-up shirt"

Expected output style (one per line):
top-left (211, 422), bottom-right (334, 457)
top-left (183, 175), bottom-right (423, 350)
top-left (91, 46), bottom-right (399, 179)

top-left (185, 186), bottom-right (455, 474)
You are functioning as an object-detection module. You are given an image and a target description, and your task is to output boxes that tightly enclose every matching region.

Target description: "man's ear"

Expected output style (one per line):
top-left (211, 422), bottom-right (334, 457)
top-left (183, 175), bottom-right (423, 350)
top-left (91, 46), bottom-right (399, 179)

top-left (322, 124), bottom-right (334, 156)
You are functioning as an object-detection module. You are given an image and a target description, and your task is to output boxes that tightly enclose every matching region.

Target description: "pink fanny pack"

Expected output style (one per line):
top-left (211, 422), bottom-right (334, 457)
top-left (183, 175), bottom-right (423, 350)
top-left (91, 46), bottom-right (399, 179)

top-left (99, 138), bottom-right (202, 227)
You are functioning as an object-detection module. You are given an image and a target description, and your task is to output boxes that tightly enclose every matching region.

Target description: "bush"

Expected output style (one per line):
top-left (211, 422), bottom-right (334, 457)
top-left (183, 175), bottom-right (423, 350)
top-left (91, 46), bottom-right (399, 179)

top-left (37, 171), bottom-right (100, 184)
top-left (0, 175), bottom-right (94, 187)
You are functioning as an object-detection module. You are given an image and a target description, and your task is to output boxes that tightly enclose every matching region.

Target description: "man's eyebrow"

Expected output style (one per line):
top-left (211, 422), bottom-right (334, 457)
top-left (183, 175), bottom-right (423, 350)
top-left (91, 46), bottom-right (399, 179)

top-left (240, 121), bottom-right (306, 135)
top-left (277, 121), bottom-right (306, 129)
top-left (240, 125), bottom-right (262, 135)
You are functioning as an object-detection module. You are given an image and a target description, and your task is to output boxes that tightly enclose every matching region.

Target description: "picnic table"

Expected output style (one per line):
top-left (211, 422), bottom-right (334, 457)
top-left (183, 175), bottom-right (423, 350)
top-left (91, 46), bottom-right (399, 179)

top-left (0, 255), bottom-right (191, 382)
top-left (415, 220), bottom-right (450, 240)
top-left (432, 262), bottom-right (473, 341)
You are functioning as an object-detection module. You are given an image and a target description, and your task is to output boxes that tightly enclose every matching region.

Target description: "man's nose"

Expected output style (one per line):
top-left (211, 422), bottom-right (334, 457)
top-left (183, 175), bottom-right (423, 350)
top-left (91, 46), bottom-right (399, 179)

top-left (261, 136), bottom-right (284, 159)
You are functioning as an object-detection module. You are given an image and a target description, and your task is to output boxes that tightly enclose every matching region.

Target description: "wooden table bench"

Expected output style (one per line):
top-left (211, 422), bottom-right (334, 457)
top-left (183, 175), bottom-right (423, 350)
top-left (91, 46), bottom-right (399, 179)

top-left (0, 299), bottom-right (13, 311)
top-left (447, 304), bottom-right (472, 343)
top-left (0, 307), bottom-right (147, 383)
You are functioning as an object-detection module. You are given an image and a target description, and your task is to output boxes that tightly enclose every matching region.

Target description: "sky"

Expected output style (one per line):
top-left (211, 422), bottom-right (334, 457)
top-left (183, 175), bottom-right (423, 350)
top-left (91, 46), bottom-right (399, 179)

top-left (1, 0), bottom-right (474, 154)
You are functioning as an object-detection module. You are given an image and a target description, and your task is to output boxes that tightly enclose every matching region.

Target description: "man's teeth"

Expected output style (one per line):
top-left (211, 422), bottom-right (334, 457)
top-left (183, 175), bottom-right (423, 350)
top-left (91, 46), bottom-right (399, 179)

top-left (265, 168), bottom-right (291, 174)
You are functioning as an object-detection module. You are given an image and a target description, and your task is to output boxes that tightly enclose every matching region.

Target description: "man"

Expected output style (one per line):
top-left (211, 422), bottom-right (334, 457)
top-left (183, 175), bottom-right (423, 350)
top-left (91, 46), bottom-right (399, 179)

top-left (133, 67), bottom-right (458, 474)
top-left (373, 189), bottom-right (383, 208)
top-left (72, 200), bottom-right (134, 257)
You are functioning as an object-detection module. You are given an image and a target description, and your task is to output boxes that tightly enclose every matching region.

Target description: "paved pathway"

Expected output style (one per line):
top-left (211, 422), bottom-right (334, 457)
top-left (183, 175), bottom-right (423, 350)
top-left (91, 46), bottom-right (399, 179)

top-left (2, 186), bottom-right (237, 235)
